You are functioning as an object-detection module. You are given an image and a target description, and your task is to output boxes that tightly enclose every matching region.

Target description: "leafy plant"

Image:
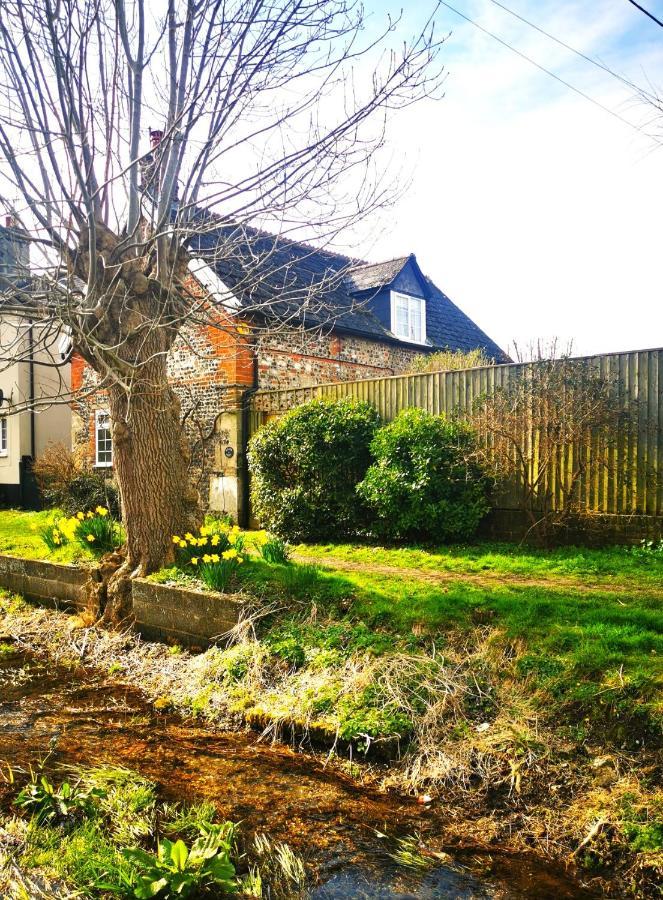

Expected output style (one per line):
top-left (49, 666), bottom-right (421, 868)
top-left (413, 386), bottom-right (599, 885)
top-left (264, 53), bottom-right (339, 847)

top-left (73, 508), bottom-right (122, 554)
top-left (357, 407), bottom-right (489, 542)
top-left (258, 534), bottom-right (291, 565)
top-left (123, 824), bottom-right (238, 898)
top-left (248, 398), bottom-right (380, 541)
top-left (173, 522), bottom-right (247, 591)
top-left (15, 771), bottom-right (104, 825)
top-left (37, 518), bottom-right (70, 551)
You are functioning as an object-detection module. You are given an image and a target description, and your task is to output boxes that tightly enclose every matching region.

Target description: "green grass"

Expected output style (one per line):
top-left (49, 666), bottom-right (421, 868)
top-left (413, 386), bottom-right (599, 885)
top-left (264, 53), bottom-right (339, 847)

top-left (0, 509), bottom-right (95, 564)
top-left (295, 538), bottom-right (663, 585)
top-left (151, 552), bottom-right (662, 744)
top-left (3, 510), bottom-right (659, 742)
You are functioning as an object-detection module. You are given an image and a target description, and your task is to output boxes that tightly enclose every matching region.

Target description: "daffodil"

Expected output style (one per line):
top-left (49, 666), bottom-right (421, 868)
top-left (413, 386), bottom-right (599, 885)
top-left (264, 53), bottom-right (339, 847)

top-left (172, 535), bottom-right (181, 543)
top-left (86, 511), bottom-right (94, 519)
top-left (210, 534), bottom-right (220, 546)
top-left (202, 554), bottom-right (212, 563)
top-left (184, 532), bottom-right (194, 542)
top-left (178, 540), bottom-right (187, 549)
top-left (210, 553), bottom-right (220, 563)
top-left (95, 506), bottom-right (109, 517)
top-left (191, 557), bottom-right (199, 566)
top-left (87, 534), bottom-right (95, 543)
top-left (77, 512), bottom-right (85, 521)
top-left (222, 548), bottom-right (238, 560)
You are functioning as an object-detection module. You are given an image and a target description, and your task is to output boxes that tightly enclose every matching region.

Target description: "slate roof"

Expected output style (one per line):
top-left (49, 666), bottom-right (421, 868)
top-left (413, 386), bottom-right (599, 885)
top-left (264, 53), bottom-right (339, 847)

top-left (188, 223), bottom-right (508, 362)
top-left (343, 257), bottom-right (411, 293)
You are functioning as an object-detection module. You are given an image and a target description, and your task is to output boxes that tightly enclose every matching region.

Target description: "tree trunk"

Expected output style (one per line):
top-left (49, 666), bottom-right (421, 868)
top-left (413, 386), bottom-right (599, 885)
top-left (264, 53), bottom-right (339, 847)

top-left (103, 354), bottom-right (202, 620)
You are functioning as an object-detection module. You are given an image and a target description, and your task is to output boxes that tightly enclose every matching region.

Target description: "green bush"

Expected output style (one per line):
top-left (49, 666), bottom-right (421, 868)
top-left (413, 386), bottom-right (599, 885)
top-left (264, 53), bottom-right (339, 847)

top-left (356, 407), bottom-right (489, 542)
top-left (248, 398), bottom-right (380, 541)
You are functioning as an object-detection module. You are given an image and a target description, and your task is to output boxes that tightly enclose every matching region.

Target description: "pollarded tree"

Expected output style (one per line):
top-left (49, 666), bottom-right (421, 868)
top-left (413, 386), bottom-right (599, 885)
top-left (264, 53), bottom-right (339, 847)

top-left (0, 0), bottom-right (445, 612)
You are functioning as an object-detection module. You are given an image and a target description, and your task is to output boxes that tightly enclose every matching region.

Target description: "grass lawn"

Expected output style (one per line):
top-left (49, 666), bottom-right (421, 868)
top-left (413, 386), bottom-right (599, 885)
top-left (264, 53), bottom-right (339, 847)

top-left (0, 509), bottom-right (96, 564)
top-left (149, 538), bottom-right (663, 746)
top-left (294, 537), bottom-right (663, 585)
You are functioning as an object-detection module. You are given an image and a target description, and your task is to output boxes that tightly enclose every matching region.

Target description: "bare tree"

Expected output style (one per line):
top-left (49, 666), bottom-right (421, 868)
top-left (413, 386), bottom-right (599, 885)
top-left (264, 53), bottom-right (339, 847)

top-left (470, 351), bottom-right (638, 545)
top-left (0, 0), bottom-right (445, 609)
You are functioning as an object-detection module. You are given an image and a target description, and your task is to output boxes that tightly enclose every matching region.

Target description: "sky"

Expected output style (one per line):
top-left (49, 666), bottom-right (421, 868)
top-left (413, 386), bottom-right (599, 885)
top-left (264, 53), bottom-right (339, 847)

top-left (352, 0), bottom-right (663, 358)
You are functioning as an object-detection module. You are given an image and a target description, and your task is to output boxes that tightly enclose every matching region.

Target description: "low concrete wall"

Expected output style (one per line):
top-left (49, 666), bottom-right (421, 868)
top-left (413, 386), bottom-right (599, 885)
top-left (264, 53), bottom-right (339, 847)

top-left (0, 555), bottom-right (243, 646)
top-left (0, 554), bottom-right (89, 609)
top-left (132, 579), bottom-right (243, 647)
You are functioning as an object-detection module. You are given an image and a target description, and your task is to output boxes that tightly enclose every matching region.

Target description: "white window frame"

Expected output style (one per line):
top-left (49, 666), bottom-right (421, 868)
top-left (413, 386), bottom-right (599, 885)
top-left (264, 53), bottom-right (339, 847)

top-left (390, 291), bottom-right (427, 344)
top-left (95, 409), bottom-right (113, 468)
top-left (0, 416), bottom-right (7, 457)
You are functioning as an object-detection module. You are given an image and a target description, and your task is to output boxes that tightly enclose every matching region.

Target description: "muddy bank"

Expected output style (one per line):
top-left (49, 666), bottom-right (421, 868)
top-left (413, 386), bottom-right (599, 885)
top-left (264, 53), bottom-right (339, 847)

top-left (1, 597), bottom-right (658, 897)
top-left (0, 643), bottom-right (595, 899)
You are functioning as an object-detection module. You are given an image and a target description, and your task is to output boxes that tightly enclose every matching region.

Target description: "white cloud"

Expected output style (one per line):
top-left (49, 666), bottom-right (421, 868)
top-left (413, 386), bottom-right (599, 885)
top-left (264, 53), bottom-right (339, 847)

top-left (355, 0), bottom-right (663, 355)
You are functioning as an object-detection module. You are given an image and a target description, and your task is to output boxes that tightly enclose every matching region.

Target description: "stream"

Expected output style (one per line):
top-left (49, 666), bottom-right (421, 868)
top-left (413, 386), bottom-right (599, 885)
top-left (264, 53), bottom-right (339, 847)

top-left (0, 645), bottom-right (594, 898)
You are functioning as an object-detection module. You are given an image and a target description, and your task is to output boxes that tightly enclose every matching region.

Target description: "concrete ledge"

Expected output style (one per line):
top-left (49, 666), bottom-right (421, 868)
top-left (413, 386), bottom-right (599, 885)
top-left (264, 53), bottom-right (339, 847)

top-left (0, 554), bottom-right (89, 610)
top-left (132, 578), bottom-right (243, 647)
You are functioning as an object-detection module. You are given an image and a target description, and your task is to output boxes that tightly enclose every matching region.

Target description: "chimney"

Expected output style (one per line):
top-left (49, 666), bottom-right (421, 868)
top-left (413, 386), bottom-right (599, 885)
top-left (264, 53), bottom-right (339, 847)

top-left (149, 129), bottom-right (164, 150)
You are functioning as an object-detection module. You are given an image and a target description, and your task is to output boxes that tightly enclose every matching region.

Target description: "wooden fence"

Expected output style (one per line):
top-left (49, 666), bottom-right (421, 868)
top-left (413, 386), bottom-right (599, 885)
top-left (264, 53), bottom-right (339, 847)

top-left (248, 347), bottom-right (663, 530)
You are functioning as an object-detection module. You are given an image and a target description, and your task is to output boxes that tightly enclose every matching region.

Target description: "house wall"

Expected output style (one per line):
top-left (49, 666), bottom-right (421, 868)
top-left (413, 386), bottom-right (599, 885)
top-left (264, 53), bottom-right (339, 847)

top-left (255, 329), bottom-right (422, 390)
top-left (0, 320), bottom-right (28, 495)
top-left (0, 317), bottom-right (72, 506)
top-left (71, 315), bottom-right (425, 519)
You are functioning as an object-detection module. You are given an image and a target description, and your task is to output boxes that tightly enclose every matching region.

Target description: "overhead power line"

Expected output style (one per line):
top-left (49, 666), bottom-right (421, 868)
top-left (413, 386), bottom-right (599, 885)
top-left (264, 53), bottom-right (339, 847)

top-left (485, 0), bottom-right (655, 101)
top-left (438, 0), bottom-right (646, 135)
top-left (626, 0), bottom-right (663, 29)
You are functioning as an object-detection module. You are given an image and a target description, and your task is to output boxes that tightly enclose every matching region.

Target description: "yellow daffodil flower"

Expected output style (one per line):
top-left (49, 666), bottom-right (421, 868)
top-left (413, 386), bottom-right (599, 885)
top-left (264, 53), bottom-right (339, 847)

top-left (191, 557), bottom-right (198, 565)
top-left (172, 535), bottom-right (180, 543)
top-left (184, 532), bottom-right (194, 541)
top-left (210, 553), bottom-right (220, 563)
top-left (86, 511), bottom-right (94, 519)
top-left (202, 554), bottom-right (212, 563)
top-left (77, 512), bottom-right (85, 521)
top-left (87, 534), bottom-right (95, 543)
top-left (222, 548), bottom-right (238, 560)
top-left (95, 506), bottom-right (109, 516)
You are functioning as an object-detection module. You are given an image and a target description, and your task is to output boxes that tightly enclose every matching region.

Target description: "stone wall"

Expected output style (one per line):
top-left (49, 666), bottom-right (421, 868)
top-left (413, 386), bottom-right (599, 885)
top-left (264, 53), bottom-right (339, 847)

top-left (255, 330), bottom-right (421, 390)
top-left (0, 554), bottom-right (244, 647)
top-left (131, 578), bottom-right (243, 647)
top-left (0, 554), bottom-right (88, 609)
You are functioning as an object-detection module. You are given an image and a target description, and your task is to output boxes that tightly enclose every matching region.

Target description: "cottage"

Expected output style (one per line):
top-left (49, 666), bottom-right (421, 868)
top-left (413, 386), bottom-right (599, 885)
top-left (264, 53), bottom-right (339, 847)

top-left (71, 224), bottom-right (506, 519)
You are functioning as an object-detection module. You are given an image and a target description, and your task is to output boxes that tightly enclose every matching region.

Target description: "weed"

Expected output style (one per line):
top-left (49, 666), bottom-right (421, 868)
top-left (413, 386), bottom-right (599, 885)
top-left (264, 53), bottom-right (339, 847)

top-left (161, 800), bottom-right (217, 839)
top-left (123, 824), bottom-right (237, 898)
top-left (258, 534), bottom-right (291, 565)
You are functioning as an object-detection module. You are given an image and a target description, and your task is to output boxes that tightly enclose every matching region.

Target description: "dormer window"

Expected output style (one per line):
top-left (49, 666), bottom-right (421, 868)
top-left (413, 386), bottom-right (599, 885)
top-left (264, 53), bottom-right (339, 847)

top-left (391, 291), bottom-right (426, 344)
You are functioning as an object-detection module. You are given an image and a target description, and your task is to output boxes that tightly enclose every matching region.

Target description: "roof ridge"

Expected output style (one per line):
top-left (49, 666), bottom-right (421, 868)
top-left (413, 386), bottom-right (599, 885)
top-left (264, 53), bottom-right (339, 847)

top-left (347, 253), bottom-right (411, 271)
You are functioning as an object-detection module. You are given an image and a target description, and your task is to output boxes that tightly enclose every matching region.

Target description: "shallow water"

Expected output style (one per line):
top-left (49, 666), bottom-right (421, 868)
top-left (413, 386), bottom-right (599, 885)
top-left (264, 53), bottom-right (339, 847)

top-left (0, 647), bottom-right (594, 898)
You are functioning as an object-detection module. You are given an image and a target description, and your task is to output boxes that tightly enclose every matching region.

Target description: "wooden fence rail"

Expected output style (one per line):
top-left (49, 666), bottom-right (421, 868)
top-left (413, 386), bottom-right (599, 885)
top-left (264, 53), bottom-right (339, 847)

top-left (248, 347), bottom-right (663, 522)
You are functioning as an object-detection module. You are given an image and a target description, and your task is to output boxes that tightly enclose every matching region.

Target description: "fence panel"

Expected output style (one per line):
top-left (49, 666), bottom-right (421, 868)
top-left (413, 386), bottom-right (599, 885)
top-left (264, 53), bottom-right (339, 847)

top-left (248, 348), bottom-right (663, 518)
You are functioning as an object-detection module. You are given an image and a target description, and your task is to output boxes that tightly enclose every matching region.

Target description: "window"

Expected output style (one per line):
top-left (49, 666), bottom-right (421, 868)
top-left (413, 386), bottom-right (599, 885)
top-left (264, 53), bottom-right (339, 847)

top-left (0, 417), bottom-right (7, 457)
top-left (95, 410), bottom-right (113, 467)
top-left (390, 291), bottom-right (426, 344)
